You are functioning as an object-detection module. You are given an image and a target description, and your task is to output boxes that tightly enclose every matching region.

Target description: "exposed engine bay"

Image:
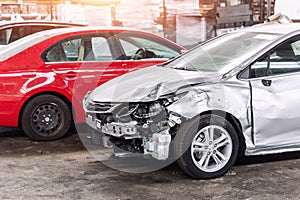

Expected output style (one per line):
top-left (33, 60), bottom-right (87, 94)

top-left (84, 95), bottom-right (184, 160)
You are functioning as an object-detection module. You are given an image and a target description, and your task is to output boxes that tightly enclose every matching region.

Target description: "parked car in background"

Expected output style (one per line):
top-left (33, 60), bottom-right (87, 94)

top-left (0, 20), bottom-right (86, 45)
top-left (83, 23), bottom-right (300, 179)
top-left (0, 26), bottom-right (184, 141)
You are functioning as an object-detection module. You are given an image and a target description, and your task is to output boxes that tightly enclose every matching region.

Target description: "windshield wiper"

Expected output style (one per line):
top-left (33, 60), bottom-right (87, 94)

top-left (172, 66), bottom-right (197, 71)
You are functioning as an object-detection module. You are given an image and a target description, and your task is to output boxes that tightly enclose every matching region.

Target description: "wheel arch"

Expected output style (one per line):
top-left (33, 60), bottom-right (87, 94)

top-left (18, 91), bottom-right (74, 128)
top-left (199, 110), bottom-right (246, 157)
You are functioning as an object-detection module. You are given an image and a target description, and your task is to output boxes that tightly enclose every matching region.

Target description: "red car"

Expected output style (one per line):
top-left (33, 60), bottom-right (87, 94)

top-left (0, 27), bottom-right (184, 140)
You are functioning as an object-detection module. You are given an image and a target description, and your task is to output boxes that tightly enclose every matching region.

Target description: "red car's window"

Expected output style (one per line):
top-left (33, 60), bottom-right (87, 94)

top-left (45, 35), bottom-right (113, 62)
top-left (91, 37), bottom-right (113, 61)
top-left (46, 44), bottom-right (67, 62)
top-left (117, 33), bottom-right (180, 60)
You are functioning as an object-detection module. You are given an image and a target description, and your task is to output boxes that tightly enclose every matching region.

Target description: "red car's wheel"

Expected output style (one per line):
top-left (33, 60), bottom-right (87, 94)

top-left (21, 94), bottom-right (71, 141)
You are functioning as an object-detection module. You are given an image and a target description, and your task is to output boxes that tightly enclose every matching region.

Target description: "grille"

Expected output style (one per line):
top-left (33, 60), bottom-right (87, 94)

top-left (93, 102), bottom-right (120, 113)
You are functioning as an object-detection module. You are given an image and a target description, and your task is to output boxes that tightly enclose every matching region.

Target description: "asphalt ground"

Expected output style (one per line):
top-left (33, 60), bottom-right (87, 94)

top-left (1, 126), bottom-right (300, 200)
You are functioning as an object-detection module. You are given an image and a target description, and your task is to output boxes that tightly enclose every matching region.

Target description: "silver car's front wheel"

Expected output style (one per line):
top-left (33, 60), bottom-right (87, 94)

top-left (191, 125), bottom-right (233, 173)
top-left (176, 114), bottom-right (239, 179)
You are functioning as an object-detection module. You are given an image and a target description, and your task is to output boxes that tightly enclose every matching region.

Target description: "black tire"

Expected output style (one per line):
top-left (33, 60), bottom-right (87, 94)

top-left (175, 114), bottom-right (239, 179)
top-left (21, 94), bottom-right (71, 141)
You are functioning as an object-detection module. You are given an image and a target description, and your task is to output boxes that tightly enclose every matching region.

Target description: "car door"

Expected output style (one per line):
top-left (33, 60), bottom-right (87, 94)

top-left (113, 32), bottom-right (182, 72)
top-left (248, 36), bottom-right (300, 148)
top-left (42, 33), bottom-right (128, 106)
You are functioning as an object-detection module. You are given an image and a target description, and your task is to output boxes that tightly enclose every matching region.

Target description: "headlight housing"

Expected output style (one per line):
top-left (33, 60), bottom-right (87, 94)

top-left (133, 102), bottom-right (165, 119)
top-left (82, 92), bottom-right (94, 112)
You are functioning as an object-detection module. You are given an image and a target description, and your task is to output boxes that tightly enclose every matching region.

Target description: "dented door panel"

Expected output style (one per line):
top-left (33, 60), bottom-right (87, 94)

top-left (250, 73), bottom-right (300, 149)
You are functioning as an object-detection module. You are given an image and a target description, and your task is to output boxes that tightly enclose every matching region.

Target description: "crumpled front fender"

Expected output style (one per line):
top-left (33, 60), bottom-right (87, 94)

top-left (166, 82), bottom-right (254, 150)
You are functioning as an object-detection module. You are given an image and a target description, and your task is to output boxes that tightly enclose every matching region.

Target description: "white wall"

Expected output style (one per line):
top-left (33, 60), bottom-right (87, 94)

top-left (274, 0), bottom-right (300, 20)
top-left (56, 3), bottom-right (112, 26)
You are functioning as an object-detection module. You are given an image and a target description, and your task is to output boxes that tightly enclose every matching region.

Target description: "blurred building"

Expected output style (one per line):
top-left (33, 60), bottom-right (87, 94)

top-left (0, 0), bottom-right (276, 48)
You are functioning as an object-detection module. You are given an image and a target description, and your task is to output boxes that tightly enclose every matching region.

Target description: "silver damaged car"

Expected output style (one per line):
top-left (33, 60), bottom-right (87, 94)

top-left (83, 23), bottom-right (300, 179)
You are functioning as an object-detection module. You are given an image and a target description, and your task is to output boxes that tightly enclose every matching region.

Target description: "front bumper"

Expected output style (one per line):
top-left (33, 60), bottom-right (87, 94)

top-left (85, 112), bottom-right (171, 160)
top-left (86, 112), bottom-right (138, 137)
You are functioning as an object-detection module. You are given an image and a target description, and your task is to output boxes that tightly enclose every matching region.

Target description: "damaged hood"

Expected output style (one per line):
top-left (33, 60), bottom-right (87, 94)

top-left (89, 66), bottom-right (221, 102)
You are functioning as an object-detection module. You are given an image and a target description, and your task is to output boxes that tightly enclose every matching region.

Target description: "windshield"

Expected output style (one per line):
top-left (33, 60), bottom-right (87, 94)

top-left (165, 31), bottom-right (281, 73)
top-left (0, 33), bottom-right (48, 60)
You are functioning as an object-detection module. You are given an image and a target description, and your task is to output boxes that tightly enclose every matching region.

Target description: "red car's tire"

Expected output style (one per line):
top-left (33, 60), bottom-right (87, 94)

top-left (21, 94), bottom-right (71, 141)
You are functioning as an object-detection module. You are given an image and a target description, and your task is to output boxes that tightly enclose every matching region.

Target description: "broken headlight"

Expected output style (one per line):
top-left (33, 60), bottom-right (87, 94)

top-left (133, 102), bottom-right (165, 119)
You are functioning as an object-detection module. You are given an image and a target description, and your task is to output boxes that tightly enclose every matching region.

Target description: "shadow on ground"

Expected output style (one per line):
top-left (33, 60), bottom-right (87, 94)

top-left (1, 124), bottom-right (300, 173)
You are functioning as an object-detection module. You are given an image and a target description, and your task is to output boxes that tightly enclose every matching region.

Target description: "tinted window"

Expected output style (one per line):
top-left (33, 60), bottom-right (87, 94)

top-left (0, 25), bottom-right (51, 44)
top-left (10, 26), bottom-right (31, 43)
top-left (46, 44), bottom-right (67, 62)
top-left (0, 24), bottom-right (76, 45)
top-left (31, 25), bottom-right (53, 33)
top-left (0, 28), bottom-right (12, 45)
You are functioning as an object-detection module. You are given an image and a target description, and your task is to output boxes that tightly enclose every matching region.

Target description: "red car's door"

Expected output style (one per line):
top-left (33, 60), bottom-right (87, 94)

top-left (46, 61), bottom-right (126, 103)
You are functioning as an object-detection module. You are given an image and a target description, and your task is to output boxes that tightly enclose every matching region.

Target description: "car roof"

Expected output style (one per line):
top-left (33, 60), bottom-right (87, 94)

top-left (0, 26), bottom-right (183, 61)
top-left (242, 23), bottom-right (300, 35)
top-left (0, 20), bottom-right (87, 27)
top-left (32, 26), bottom-right (156, 38)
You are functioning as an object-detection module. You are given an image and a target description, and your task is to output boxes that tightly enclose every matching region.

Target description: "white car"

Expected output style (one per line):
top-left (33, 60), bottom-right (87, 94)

top-left (83, 23), bottom-right (300, 179)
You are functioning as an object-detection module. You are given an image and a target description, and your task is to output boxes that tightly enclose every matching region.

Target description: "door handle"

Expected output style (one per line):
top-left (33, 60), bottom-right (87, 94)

top-left (64, 71), bottom-right (77, 79)
top-left (21, 73), bottom-right (36, 79)
top-left (262, 79), bottom-right (272, 87)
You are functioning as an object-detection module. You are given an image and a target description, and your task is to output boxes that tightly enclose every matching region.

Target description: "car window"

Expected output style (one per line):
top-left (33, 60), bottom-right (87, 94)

top-left (62, 38), bottom-right (82, 61)
top-left (46, 43), bottom-right (67, 62)
top-left (31, 25), bottom-right (52, 33)
top-left (0, 28), bottom-right (12, 45)
top-left (249, 38), bottom-right (300, 78)
top-left (119, 39), bottom-right (138, 58)
top-left (91, 37), bottom-right (113, 61)
top-left (10, 27), bottom-right (31, 43)
top-left (0, 25), bottom-right (74, 45)
top-left (44, 35), bottom-right (113, 62)
top-left (117, 34), bottom-right (180, 60)
top-left (166, 32), bottom-right (280, 73)
top-left (0, 26), bottom-right (49, 45)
